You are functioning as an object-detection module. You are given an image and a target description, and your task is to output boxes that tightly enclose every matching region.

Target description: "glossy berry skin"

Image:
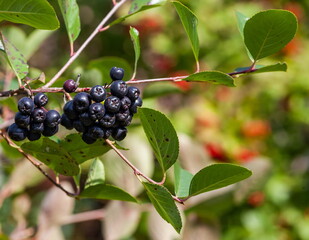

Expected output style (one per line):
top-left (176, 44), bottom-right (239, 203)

top-left (110, 80), bottom-right (128, 98)
top-left (15, 112), bottom-right (30, 128)
top-left (119, 114), bottom-right (132, 127)
top-left (73, 92), bottom-right (91, 113)
top-left (116, 110), bottom-right (130, 122)
top-left (60, 114), bottom-right (74, 130)
top-left (18, 97), bottom-right (34, 115)
top-left (89, 103), bottom-right (105, 120)
top-left (126, 87), bottom-right (140, 101)
top-left (104, 128), bottom-right (112, 139)
top-left (30, 122), bottom-right (44, 134)
top-left (82, 132), bottom-right (96, 144)
top-left (31, 108), bottom-right (47, 123)
top-left (129, 97), bottom-right (143, 114)
top-left (27, 132), bottom-right (41, 141)
top-left (120, 96), bottom-right (131, 110)
top-left (88, 125), bottom-right (104, 139)
top-left (73, 120), bottom-right (87, 133)
top-left (90, 85), bottom-right (106, 102)
top-left (7, 123), bottom-right (28, 141)
top-left (45, 110), bottom-right (61, 127)
top-left (79, 112), bottom-right (95, 127)
top-left (63, 101), bottom-right (78, 120)
top-left (104, 96), bottom-right (121, 113)
top-left (34, 93), bottom-right (48, 107)
top-left (99, 113), bottom-right (115, 128)
top-left (110, 67), bottom-right (124, 81)
top-left (63, 79), bottom-right (78, 93)
top-left (112, 127), bottom-right (127, 141)
top-left (42, 125), bottom-right (58, 137)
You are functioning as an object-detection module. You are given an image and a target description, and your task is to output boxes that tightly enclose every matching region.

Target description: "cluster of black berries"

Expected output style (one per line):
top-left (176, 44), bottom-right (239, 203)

top-left (61, 67), bottom-right (142, 144)
top-left (7, 93), bottom-right (61, 141)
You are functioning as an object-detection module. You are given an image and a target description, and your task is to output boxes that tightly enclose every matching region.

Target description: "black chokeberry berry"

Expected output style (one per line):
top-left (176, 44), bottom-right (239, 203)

top-left (104, 96), bottom-right (121, 113)
top-left (60, 114), bottom-right (74, 130)
top-left (63, 101), bottom-right (78, 120)
top-left (89, 103), bottom-right (105, 120)
top-left (82, 132), bottom-right (96, 144)
top-left (73, 120), bottom-right (87, 133)
top-left (126, 86), bottom-right (140, 101)
top-left (73, 92), bottom-right (91, 113)
top-left (31, 108), bottom-right (47, 123)
top-left (30, 122), bottom-right (44, 134)
top-left (116, 110), bottom-right (130, 122)
top-left (129, 97), bottom-right (143, 114)
top-left (88, 125), bottom-right (104, 139)
top-left (110, 80), bottom-right (128, 98)
top-left (45, 110), bottom-right (61, 127)
top-left (34, 93), bottom-right (48, 107)
top-left (27, 132), bottom-right (41, 141)
top-left (63, 79), bottom-right (78, 93)
top-left (18, 97), bottom-right (34, 115)
top-left (42, 125), bottom-right (59, 137)
top-left (104, 128), bottom-right (112, 139)
top-left (110, 67), bottom-right (124, 81)
top-left (15, 112), bottom-right (30, 128)
top-left (7, 123), bottom-right (28, 141)
top-left (119, 114), bottom-right (133, 127)
top-left (112, 127), bottom-right (127, 141)
top-left (90, 85), bottom-right (106, 102)
top-left (99, 113), bottom-right (116, 128)
top-left (79, 112), bottom-right (95, 127)
top-left (120, 96), bottom-right (131, 110)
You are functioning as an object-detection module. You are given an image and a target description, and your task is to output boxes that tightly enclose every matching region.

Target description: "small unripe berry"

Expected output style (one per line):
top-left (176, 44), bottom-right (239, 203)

top-left (63, 79), bottom-right (78, 93)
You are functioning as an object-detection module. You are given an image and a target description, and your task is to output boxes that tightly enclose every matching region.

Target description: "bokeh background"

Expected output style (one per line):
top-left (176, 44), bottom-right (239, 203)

top-left (1, 0), bottom-right (309, 239)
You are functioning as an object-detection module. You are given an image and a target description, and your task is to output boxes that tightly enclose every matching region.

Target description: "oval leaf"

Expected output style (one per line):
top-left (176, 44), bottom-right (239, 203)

top-left (0, 0), bottom-right (59, 30)
top-left (129, 27), bottom-right (140, 79)
top-left (174, 162), bottom-right (193, 198)
top-left (79, 184), bottom-right (137, 203)
top-left (143, 182), bottom-right (182, 233)
top-left (0, 33), bottom-right (28, 80)
top-left (253, 62), bottom-right (287, 73)
top-left (21, 138), bottom-right (79, 176)
top-left (138, 108), bottom-right (179, 172)
top-left (172, 1), bottom-right (199, 62)
top-left (85, 158), bottom-right (105, 188)
top-left (244, 10), bottom-right (297, 61)
top-left (189, 163), bottom-right (252, 196)
top-left (183, 71), bottom-right (235, 87)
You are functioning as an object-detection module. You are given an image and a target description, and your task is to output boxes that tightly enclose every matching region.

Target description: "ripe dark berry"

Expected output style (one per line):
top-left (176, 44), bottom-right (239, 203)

top-left (110, 80), bottom-right (128, 98)
top-left (126, 86), bottom-right (140, 101)
top-left (88, 125), bottom-right (104, 139)
top-left (73, 120), bottom-right (87, 133)
top-left (7, 123), bottom-right (27, 141)
top-left (104, 128), bottom-right (112, 139)
top-left (63, 101), bottom-right (78, 120)
top-left (104, 96), bottom-right (121, 113)
top-left (45, 110), bottom-right (61, 127)
top-left (18, 97), bottom-right (34, 115)
top-left (89, 103), bottom-right (105, 120)
top-left (73, 92), bottom-right (91, 113)
top-left (60, 114), bottom-right (74, 130)
top-left (30, 122), bottom-right (44, 134)
top-left (129, 97), bottom-right (143, 114)
top-left (31, 108), bottom-right (47, 123)
top-left (79, 112), bottom-right (95, 127)
top-left (42, 125), bottom-right (59, 137)
top-left (116, 110), bottom-right (130, 122)
top-left (82, 132), bottom-right (96, 144)
top-left (99, 113), bottom-right (116, 128)
top-left (34, 93), bottom-right (48, 107)
top-left (90, 85), bottom-right (106, 102)
top-left (110, 67), bottom-right (124, 81)
top-left (119, 114), bottom-right (133, 127)
top-left (120, 96), bottom-right (131, 110)
top-left (15, 112), bottom-right (30, 128)
top-left (27, 132), bottom-right (41, 141)
top-left (112, 127), bottom-right (127, 141)
top-left (63, 79), bottom-right (78, 93)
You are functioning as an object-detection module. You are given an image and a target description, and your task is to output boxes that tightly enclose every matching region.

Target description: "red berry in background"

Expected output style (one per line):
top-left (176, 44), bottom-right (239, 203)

top-left (242, 120), bottom-right (271, 138)
top-left (130, 16), bottom-right (163, 37)
top-left (63, 79), bottom-right (78, 93)
top-left (247, 191), bottom-right (265, 207)
top-left (284, 2), bottom-right (304, 21)
top-left (282, 37), bottom-right (302, 57)
top-left (235, 148), bottom-right (258, 163)
top-left (170, 70), bottom-right (192, 91)
top-left (204, 143), bottom-right (226, 161)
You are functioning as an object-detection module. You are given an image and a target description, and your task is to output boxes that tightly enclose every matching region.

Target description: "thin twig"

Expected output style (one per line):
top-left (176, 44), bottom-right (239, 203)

top-left (42, 0), bottom-right (128, 88)
top-left (61, 209), bottom-right (105, 225)
top-left (105, 139), bottom-right (166, 185)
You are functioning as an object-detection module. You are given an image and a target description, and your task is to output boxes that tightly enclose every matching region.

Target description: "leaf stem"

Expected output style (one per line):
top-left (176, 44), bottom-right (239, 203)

top-left (42, 0), bottom-right (128, 88)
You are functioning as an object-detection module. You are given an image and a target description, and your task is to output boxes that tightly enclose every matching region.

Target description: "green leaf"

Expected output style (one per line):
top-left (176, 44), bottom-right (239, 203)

top-left (58, 0), bottom-right (80, 45)
top-left (0, 33), bottom-right (29, 80)
top-left (236, 11), bottom-right (253, 61)
top-left (0, 0), bottom-right (59, 30)
top-left (138, 108), bottom-right (179, 172)
top-left (85, 158), bottom-right (105, 188)
top-left (129, 27), bottom-right (140, 79)
top-left (174, 162), bottom-right (193, 198)
top-left (183, 71), bottom-right (235, 87)
top-left (253, 62), bottom-right (287, 73)
top-left (24, 30), bottom-right (53, 60)
top-left (143, 182), bottom-right (182, 233)
top-left (60, 134), bottom-right (112, 164)
top-left (172, 1), bottom-right (199, 63)
top-left (189, 163), bottom-right (252, 196)
top-left (244, 10), bottom-right (297, 61)
top-left (79, 184), bottom-right (137, 203)
top-left (21, 138), bottom-right (79, 176)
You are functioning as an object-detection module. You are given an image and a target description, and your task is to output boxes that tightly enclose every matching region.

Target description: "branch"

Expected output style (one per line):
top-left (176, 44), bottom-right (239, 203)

top-left (42, 0), bottom-right (128, 88)
top-left (61, 209), bottom-right (105, 225)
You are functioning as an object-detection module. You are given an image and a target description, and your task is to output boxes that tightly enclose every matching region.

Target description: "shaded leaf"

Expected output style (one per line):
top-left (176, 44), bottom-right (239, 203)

top-left (0, 33), bottom-right (29, 80)
top-left (79, 184), bottom-right (137, 203)
top-left (183, 71), bottom-right (235, 87)
top-left (172, 1), bottom-right (199, 62)
top-left (85, 158), bottom-right (105, 188)
top-left (189, 163), bottom-right (252, 196)
top-left (21, 138), bottom-right (79, 176)
top-left (253, 62), bottom-right (287, 73)
top-left (143, 182), bottom-right (182, 233)
top-left (244, 10), bottom-right (297, 61)
top-left (236, 11), bottom-right (253, 61)
top-left (174, 162), bottom-right (193, 198)
top-left (129, 27), bottom-right (140, 79)
top-left (139, 108), bottom-right (179, 172)
top-left (0, 0), bottom-right (59, 30)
